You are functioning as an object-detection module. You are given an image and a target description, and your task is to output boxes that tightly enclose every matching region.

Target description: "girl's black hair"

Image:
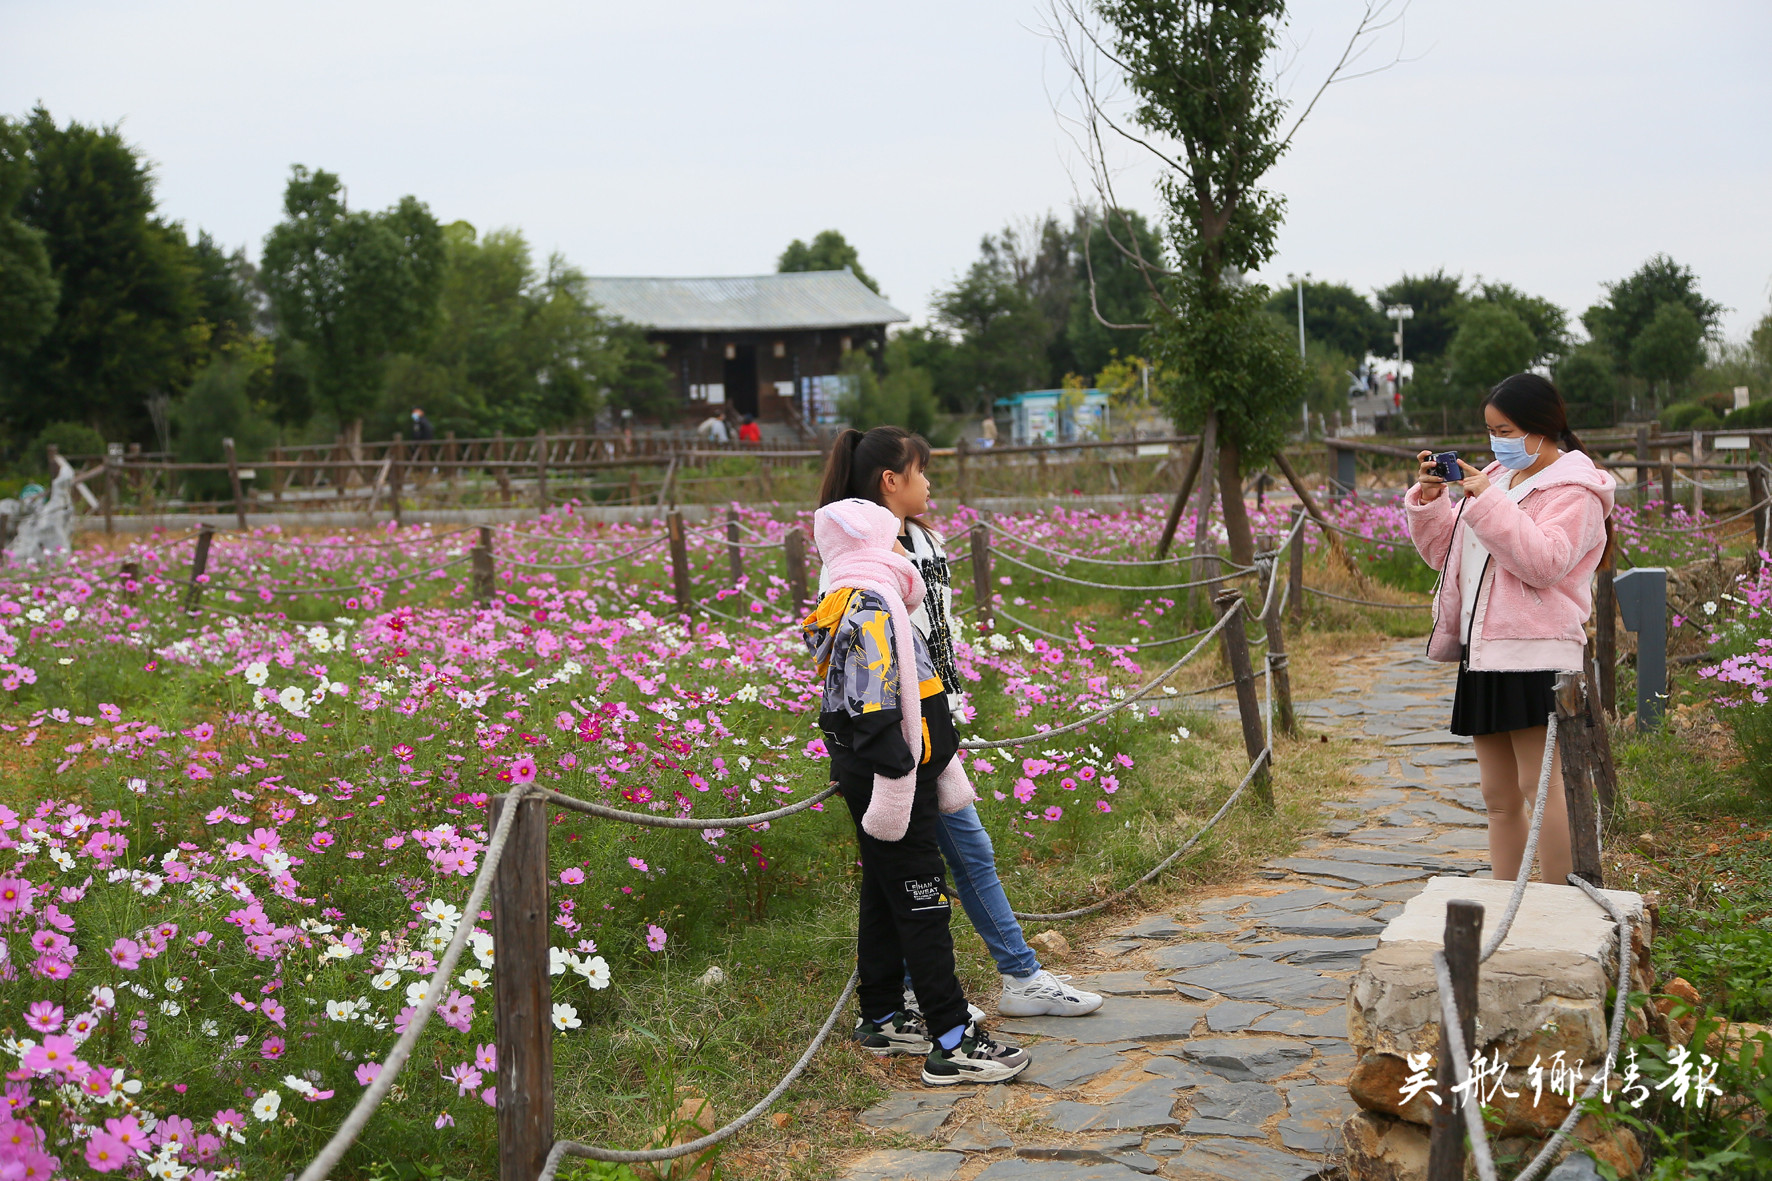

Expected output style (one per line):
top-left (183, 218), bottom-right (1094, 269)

top-left (1484, 372), bottom-right (1614, 557)
top-left (1484, 373), bottom-right (1586, 454)
top-left (816, 426), bottom-right (932, 515)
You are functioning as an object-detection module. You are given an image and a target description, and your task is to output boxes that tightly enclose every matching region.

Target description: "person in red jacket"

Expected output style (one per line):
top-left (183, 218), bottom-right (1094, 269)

top-left (737, 416), bottom-right (762, 444)
top-left (1406, 374), bottom-right (1615, 887)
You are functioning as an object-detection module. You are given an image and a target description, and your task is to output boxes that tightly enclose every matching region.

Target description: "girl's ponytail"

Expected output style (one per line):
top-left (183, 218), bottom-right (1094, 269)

top-left (817, 429), bottom-right (865, 508)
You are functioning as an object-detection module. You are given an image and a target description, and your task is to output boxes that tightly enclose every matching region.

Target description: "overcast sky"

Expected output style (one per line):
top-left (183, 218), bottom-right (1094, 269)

top-left (4, 0), bottom-right (1768, 340)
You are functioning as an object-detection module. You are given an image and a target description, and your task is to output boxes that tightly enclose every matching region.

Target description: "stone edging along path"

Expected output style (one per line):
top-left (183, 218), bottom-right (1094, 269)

top-left (840, 640), bottom-right (1492, 1181)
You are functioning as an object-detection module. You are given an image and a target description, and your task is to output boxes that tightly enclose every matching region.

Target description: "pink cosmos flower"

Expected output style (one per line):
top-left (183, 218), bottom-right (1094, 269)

top-left (481, 1086), bottom-right (497, 1107)
top-left (445, 1062), bottom-right (483, 1095)
top-left (212, 1109), bottom-right (246, 1135)
top-left (191, 722), bottom-right (216, 743)
top-left (1043, 805), bottom-right (1064, 822)
top-left (260, 1036), bottom-right (285, 1060)
top-left (475, 1043), bottom-right (497, 1072)
top-left (645, 924), bottom-right (667, 953)
top-left (0, 878), bottom-right (36, 914)
top-left (99, 702), bottom-right (122, 722)
top-left (107, 939), bottom-right (142, 970)
top-left (627, 857), bottom-right (648, 872)
top-left (355, 1063), bottom-right (382, 1086)
top-left (1012, 778), bottom-right (1037, 804)
top-left (438, 990), bottom-right (475, 1033)
top-left (23, 1001), bottom-right (62, 1033)
top-left (435, 1112), bottom-right (455, 1129)
top-left (559, 868), bottom-right (585, 885)
top-left (1095, 800), bottom-right (1113, 813)
top-left (21, 1034), bottom-right (77, 1076)
top-left (85, 1133), bottom-right (130, 1173)
top-left (105, 1116), bottom-right (146, 1148)
top-left (508, 754), bottom-right (538, 786)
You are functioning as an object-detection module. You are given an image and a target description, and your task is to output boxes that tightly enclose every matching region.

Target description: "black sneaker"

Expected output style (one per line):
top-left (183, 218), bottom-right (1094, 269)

top-left (854, 1011), bottom-right (933, 1055)
top-left (903, 987), bottom-right (987, 1026)
top-left (921, 1019), bottom-right (1030, 1085)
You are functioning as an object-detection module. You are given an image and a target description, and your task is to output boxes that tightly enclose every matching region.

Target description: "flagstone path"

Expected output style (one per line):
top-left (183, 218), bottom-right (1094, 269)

top-left (839, 640), bottom-right (1493, 1181)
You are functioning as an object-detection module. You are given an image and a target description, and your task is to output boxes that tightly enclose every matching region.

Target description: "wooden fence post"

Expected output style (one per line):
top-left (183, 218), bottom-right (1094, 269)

top-left (185, 526), bottom-right (214, 612)
top-left (102, 443), bottom-right (119, 535)
top-left (492, 791), bottom-right (555, 1181)
top-left (1155, 436), bottom-right (1207, 558)
top-left (1187, 412), bottom-right (1220, 618)
top-left (223, 437), bottom-right (247, 531)
top-left (1427, 900), bottom-right (1483, 1181)
top-left (1555, 672), bottom-right (1610, 887)
top-left (668, 509), bottom-right (693, 617)
top-left (783, 525), bottom-right (809, 611)
top-left (956, 436), bottom-right (970, 507)
top-left (389, 432), bottom-right (405, 526)
top-left (1594, 557), bottom-right (1617, 717)
top-left (1634, 425), bottom-right (1650, 509)
top-left (535, 429), bottom-right (549, 511)
top-left (1748, 463), bottom-right (1769, 577)
top-left (1691, 430), bottom-right (1704, 518)
top-left (1288, 506), bottom-right (1305, 626)
top-left (271, 444), bottom-right (286, 504)
top-left (494, 431), bottom-right (512, 504)
top-left (969, 521), bottom-right (995, 631)
top-left (1213, 589), bottom-right (1272, 806)
top-left (119, 560), bottom-right (139, 599)
top-left (726, 507), bottom-right (744, 585)
top-left (1257, 536), bottom-right (1297, 738)
top-left (1660, 456), bottom-right (1675, 517)
top-left (473, 525), bottom-right (495, 607)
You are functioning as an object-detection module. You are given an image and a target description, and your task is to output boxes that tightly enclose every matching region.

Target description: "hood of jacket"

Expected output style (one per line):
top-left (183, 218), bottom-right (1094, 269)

top-left (1480, 447), bottom-right (1616, 512)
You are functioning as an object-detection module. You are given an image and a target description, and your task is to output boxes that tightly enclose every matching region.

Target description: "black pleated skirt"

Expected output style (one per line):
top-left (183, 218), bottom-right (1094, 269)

top-left (1449, 646), bottom-right (1558, 737)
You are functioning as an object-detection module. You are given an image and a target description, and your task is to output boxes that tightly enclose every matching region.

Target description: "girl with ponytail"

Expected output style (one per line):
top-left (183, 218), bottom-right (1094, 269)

top-left (813, 426), bottom-right (1103, 1021)
top-left (1406, 373), bottom-right (1616, 888)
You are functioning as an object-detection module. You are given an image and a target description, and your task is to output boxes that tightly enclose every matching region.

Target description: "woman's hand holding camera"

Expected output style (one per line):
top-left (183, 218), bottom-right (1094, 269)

top-left (1416, 452), bottom-right (1491, 501)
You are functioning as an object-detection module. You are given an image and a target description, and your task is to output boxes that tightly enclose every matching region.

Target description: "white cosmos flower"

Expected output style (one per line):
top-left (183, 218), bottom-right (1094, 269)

top-left (243, 661), bottom-right (269, 686)
top-left (276, 685), bottom-right (308, 717)
top-left (405, 981), bottom-right (431, 1007)
top-left (548, 947), bottom-right (571, 977)
top-left (458, 968), bottom-right (489, 991)
top-left (579, 956), bottom-right (611, 991)
top-left (326, 1000), bottom-right (356, 1021)
top-left (370, 969), bottom-right (400, 992)
top-left (470, 933), bottom-right (494, 969)
top-left (421, 900), bottom-right (461, 928)
top-left (551, 1003), bottom-right (581, 1031)
top-left (252, 1090), bottom-right (282, 1121)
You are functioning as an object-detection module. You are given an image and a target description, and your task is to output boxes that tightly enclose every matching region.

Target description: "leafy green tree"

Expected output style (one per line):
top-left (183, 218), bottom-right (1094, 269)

top-left (0, 117), bottom-right (57, 371)
top-left (836, 340), bottom-right (939, 437)
top-left (189, 230), bottom-right (261, 350)
top-left (174, 349), bottom-right (279, 499)
top-left (1262, 280), bottom-right (1385, 360)
top-left (1447, 303), bottom-right (1538, 395)
top-left (261, 166), bottom-right (445, 442)
top-left (1372, 270), bottom-right (1466, 363)
top-left (1470, 281), bottom-right (1567, 366)
top-left (777, 230), bottom-right (880, 294)
top-left (1582, 254), bottom-right (1722, 375)
top-left (2, 106), bottom-right (200, 443)
top-left (1091, 0), bottom-right (1312, 563)
top-left (1553, 344), bottom-right (1618, 429)
top-left (1629, 300), bottom-right (1705, 406)
top-left (1300, 338), bottom-right (1356, 420)
top-left (931, 260), bottom-right (1052, 415)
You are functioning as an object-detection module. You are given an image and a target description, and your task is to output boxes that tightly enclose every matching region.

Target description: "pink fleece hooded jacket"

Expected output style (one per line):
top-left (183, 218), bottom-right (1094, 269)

top-left (1404, 448), bottom-right (1615, 673)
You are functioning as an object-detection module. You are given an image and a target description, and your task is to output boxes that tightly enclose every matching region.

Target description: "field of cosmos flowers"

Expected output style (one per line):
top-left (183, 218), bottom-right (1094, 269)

top-left (0, 484), bottom-right (1747, 1180)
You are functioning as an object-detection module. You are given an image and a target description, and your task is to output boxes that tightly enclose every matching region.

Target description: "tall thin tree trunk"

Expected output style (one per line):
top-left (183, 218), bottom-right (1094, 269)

top-left (1217, 437), bottom-right (1256, 567)
top-left (344, 418), bottom-right (365, 486)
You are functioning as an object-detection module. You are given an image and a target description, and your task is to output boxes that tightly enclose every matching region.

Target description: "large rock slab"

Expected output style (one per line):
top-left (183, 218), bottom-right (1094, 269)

top-left (1250, 1006), bottom-right (1349, 1038)
top-left (1164, 1137), bottom-right (1328, 1181)
top-left (1174, 1036), bottom-right (1315, 1081)
top-left (1261, 909), bottom-right (1387, 938)
top-left (1242, 937), bottom-right (1377, 970)
top-left (1204, 1001), bottom-right (1275, 1032)
top-left (1150, 942), bottom-right (1239, 970)
top-left (1264, 858), bottom-right (1432, 887)
top-left (1022, 1042), bottom-right (1139, 1089)
top-left (1180, 1079), bottom-right (1284, 1137)
top-left (999, 997), bottom-right (1207, 1044)
top-left (946, 1122), bottom-right (1014, 1151)
top-left (843, 1149), bottom-right (966, 1180)
top-left (858, 1091), bottom-right (962, 1136)
top-left (975, 1161), bottom-right (1146, 1181)
top-left (1044, 1077), bottom-right (1183, 1131)
top-left (1168, 956), bottom-right (1330, 1005)
top-left (1276, 1081), bottom-right (1357, 1153)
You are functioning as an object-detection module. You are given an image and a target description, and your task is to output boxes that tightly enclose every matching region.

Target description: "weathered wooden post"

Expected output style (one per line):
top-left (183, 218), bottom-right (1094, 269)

top-left (472, 525), bottom-right (495, 607)
top-left (535, 429), bottom-right (549, 511)
top-left (1594, 557), bottom-right (1617, 717)
top-left (1748, 463), bottom-right (1769, 577)
top-left (102, 443), bottom-right (120, 535)
top-left (956, 436), bottom-right (970, 507)
top-left (389, 432), bottom-right (405, 526)
top-left (725, 507), bottom-right (744, 585)
top-left (1660, 455), bottom-right (1675, 517)
top-left (1691, 429), bottom-right (1704, 518)
top-left (494, 431), bottom-right (512, 504)
top-left (271, 444), bottom-right (286, 504)
top-left (1615, 567), bottom-right (1667, 731)
top-left (119, 560), bottom-right (140, 599)
top-left (1188, 412), bottom-right (1220, 618)
top-left (969, 521), bottom-right (995, 631)
top-left (1155, 434), bottom-right (1207, 558)
top-left (1256, 535), bottom-right (1297, 738)
top-left (668, 509), bottom-right (693, 617)
top-left (185, 525), bottom-right (214, 611)
top-left (491, 791), bottom-right (555, 1181)
top-left (1634, 425), bottom-right (1650, 509)
top-left (1555, 672), bottom-right (1607, 889)
top-left (1427, 900), bottom-right (1483, 1181)
top-left (223, 437), bottom-right (247, 531)
top-left (1288, 505), bottom-right (1305, 626)
top-left (1214, 589), bottom-right (1272, 805)
top-left (783, 524), bottom-right (810, 611)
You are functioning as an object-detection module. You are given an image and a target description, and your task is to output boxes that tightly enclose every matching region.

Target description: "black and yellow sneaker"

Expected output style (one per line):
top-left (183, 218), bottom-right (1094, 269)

top-left (921, 1018), bottom-right (1030, 1085)
top-left (853, 1011), bottom-right (933, 1056)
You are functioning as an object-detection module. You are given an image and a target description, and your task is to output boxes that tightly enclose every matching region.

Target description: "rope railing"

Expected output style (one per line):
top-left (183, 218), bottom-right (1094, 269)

top-left (1301, 584), bottom-right (1433, 610)
top-left (535, 784), bottom-right (838, 829)
top-left (986, 521), bottom-right (1212, 568)
top-left (294, 784), bottom-right (532, 1181)
top-left (990, 545), bottom-right (1257, 592)
top-left (1625, 494), bottom-right (1771, 535)
top-left (494, 536), bottom-right (673, 570)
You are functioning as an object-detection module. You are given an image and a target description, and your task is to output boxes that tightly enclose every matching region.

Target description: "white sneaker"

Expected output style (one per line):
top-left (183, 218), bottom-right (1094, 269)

top-left (903, 988), bottom-right (986, 1025)
top-left (996, 970), bottom-right (1104, 1017)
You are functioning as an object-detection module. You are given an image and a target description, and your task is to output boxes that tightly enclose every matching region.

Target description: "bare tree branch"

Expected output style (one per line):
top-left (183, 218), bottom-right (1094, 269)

top-left (1080, 211), bottom-right (1154, 331)
top-left (1277, 0), bottom-right (1412, 152)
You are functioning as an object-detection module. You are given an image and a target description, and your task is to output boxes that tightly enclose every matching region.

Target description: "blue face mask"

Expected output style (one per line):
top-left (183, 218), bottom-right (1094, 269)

top-left (1490, 433), bottom-right (1541, 471)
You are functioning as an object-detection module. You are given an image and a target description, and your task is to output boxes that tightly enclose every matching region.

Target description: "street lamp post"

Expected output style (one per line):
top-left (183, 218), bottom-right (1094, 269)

top-left (1289, 272), bottom-right (1311, 435)
top-left (1386, 304), bottom-right (1414, 413)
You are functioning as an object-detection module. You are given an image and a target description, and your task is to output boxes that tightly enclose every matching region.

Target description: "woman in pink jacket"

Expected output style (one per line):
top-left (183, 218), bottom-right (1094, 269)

top-left (1405, 374), bottom-right (1615, 886)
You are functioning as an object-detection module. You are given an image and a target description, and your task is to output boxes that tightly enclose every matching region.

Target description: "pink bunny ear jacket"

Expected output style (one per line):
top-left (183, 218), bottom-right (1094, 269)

top-left (813, 499), bottom-right (974, 841)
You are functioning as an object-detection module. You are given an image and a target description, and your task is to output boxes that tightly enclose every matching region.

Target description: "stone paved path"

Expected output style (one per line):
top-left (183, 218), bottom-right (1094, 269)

top-left (840, 640), bottom-right (1489, 1181)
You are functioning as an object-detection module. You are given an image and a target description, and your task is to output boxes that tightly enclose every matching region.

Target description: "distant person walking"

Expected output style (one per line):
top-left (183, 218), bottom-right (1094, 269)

top-left (979, 415), bottom-right (998, 448)
top-left (409, 407), bottom-right (434, 442)
top-left (1405, 374), bottom-right (1615, 886)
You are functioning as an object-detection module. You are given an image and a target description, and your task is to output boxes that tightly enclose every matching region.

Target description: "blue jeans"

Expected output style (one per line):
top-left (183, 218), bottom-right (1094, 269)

top-left (903, 804), bottom-right (1041, 986)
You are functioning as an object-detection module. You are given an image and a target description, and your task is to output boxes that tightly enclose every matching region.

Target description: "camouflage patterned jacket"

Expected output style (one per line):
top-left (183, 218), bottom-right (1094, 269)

top-left (802, 586), bottom-right (956, 779)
